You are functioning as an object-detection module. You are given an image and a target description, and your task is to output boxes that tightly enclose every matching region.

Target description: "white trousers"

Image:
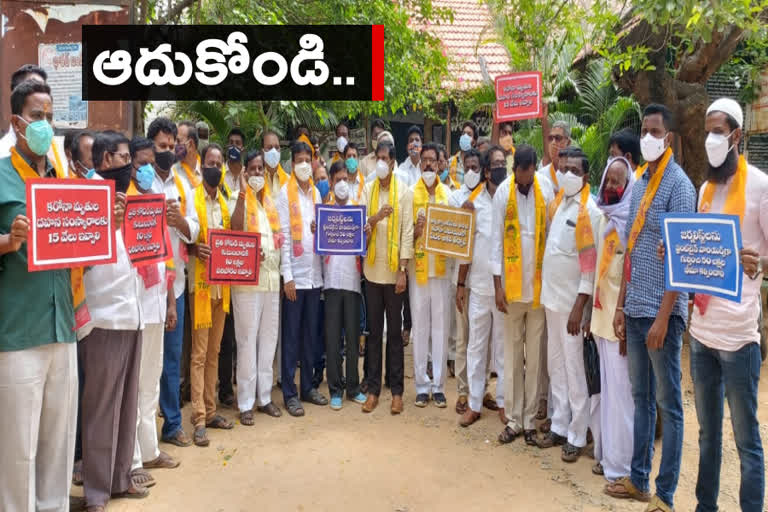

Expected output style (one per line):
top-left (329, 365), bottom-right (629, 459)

top-left (545, 308), bottom-right (589, 447)
top-left (448, 283), bottom-right (457, 360)
top-left (233, 290), bottom-right (280, 410)
top-left (132, 323), bottom-right (164, 469)
top-left (596, 336), bottom-right (634, 480)
top-left (410, 276), bottom-right (450, 394)
top-left (467, 292), bottom-right (505, 413)
top-left (0, 342), bottom-right (77, 512)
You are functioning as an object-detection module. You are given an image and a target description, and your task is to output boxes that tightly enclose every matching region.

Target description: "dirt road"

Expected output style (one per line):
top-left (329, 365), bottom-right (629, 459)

top-left (88, 342), bottom-right (767, 511)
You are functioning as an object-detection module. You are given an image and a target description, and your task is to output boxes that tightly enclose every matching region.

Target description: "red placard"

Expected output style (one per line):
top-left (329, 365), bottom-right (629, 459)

top-left (494, 72), bottom-right (543, 122)
top-left (26, 178), bottom-right (117, 271)
top-left (123, 194), bottom-right (173, 267)
top-left (206, 230), bottom-right (261, 285)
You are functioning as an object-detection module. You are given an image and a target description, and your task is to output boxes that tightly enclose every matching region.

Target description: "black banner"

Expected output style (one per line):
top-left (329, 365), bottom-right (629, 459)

top-left (82, 25), bottom-right (384, 101)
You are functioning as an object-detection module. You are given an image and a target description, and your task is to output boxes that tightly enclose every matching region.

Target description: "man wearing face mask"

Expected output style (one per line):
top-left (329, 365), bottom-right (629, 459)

top-left (448, 148), bottom-right (483, 414)
top-left (588, 157), bottom-right (635, 485)
top-left (360, 140), bottom-right (414, 414)
top-left (535, 147), bottom-right (601, 464)
top-left (331, 121), bottom-right (349, 164)
top-left (146, 117), bottom-right (199, 449)
top-left (343, 141), bottom-right (365, 203)
top-left (683, 99), bottom-right (765, 512)
top-left (397, 125), bottom-right (423, 186)
top-left (262, 130), bottom-right (289, 200)
top-left (189, 143), bottom-right (236, 447)
top-left (0, 80), bottom-right (79, 512)
top-left (449, 120), bottom-right (479, 187)
top-left (360, 118), bottom-right (387, 179)
top-left (78, 130), bottom-right (147, 510)
top-left (609, 104), bottom-right (696, 511)
top-left (229, 150), bottom-right (283, 422)
top-left (408, 143), bottom-right (452, 408)
top-left (489, 145), bottom-right (554, 442)
top-left (277, 141), bottom-right (328, 416)
top-left (536, 121), bottom-right (571, 194)
top-left (68, 130), bottom-right (95, 178)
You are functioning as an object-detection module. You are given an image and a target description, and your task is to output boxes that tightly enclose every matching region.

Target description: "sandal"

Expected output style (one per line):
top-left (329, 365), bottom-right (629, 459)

top-left (143, 451), bottom-right (180, 469)
top-left (592, 463), bottom-right (604, 475)
top-left (539, 418), bottom-right (552, 433)
top-left (604, 476), bottom-right (651, 502)
top-left (112, 484), bottom-right (150, 499)
top-left (130, 468), bottom-right (155, 488)
top-left (240, 410), bottom-right (255, 426)
top-left (193, 426), bottom-right (210, 447)
top-left (206, 414), bottom-right (234, 429)
top-left (72, 459), bottom-right (83, 486)
top-left (645, 495), bottom-right (674, 511)
top-left (524, 429), bottom-right (538, 446)
top-left (498, 426), bottom-right (521, 444)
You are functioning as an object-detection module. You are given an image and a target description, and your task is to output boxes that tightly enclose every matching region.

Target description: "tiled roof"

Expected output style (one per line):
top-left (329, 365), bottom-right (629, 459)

top-left (411, 0), bottom-right (510, 92)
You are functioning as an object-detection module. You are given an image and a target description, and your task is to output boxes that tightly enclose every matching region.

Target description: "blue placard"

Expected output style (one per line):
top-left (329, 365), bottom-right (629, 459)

top-left (314, 204), bottom-right (367, 256)
top-left (661, 213), bottom-right (743, 302)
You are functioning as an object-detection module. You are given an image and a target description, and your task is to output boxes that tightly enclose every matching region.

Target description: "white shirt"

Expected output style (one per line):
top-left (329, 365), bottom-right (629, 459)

top-left (348, 172), bottom-right (364, 204)
top-left (491, 177), bottom-right (555, 303)
top-left (323, 254), bottom-right (361, 293)
top-left (78, 228), bottom-right (144, 340)
top-left (536, 163), bottom-right (559, 194)
top-left (137, 261), bottom-right (168, 325)
top-left (190, 190), bottom-right (226, 298)
top-left (232, 196), bottom-right (282, 294)
top-left (689, 163), bottom-right (768, 351)
top-left (540, 188), bottom-right (602, 314)
top-left (153, 169), bottom-right (200, 298)
top-left (397, 156), bottom-right (421, 187)
top-left (0, 127), bottom-right (14, 158)
top-left (224, 163), bottom-right (242, 213)
top-left (466, 187), bottom-right (496, 296)
top-left (277, 181), bottom-right (323, 289)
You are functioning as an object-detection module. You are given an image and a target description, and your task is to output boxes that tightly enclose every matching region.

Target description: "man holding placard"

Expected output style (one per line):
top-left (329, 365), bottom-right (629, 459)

top-left (409, 142), bottom-right (452, 409)
top-left (609, 105), bottom-right (696, 511)
top-left (686, 99), bottom-right (765, 512)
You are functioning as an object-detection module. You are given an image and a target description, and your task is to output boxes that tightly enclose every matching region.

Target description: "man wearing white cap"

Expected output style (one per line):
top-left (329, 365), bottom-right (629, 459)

top-left (685, 98), bottom-right (766, 512)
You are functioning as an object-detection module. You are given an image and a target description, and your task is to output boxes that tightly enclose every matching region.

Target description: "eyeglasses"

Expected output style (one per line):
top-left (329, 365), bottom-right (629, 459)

top-left (547, 134), bottom-right (567, 143)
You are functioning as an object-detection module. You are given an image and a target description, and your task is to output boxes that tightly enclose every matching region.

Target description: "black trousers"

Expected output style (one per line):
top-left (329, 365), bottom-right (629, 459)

top-left (364, 282), bottom-right (404, 396)
top-left (218, 302), bottom-right (237, 400)
top-left (324, 289), bottom-right (361, 398)
top-left (402, 280), bottom-right (412, 331)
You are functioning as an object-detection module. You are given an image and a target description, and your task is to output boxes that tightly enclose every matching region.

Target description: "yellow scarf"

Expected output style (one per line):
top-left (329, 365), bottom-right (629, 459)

top-left (193, 185), bottom-right (230, 329)
top-left (634, 165), bottom-right (645, 181)
top-left (504, 175), bottom-right (546, 306)
top-left (548, 164), bottom-right (559, 190)
top-left (625, 147), bottom-right (673, 282)
top-left (549, 184), bottom-right (596, 273)
top-left (264, 163), bottom-right (289, 197)
top-left (179, 155), bottom-right (201, 188)
top-left (694, 154), bottom-right (748, 314)
top-left (468, 182), bottom-right (485, 202)
top-left (245, 186), bottom-right (282, 249)
top-left (171, 169), bottom-right (187, 215)
top-left (10, 147), bottom-right (89, 328)
top-left (448, 152), bottom-right (462, 189)
top-left (413, 178), bottom-right (448, 284)
top-left (286, 173), bottom-right (315, 257)
top-left (367, 175), bottom-right (400, 272)
top-left (50, 140), bottom-right (67, 179)
top-left (594, 229), bottom-right (621, 310)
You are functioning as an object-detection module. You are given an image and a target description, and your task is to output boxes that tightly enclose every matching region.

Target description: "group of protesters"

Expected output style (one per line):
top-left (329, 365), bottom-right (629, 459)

top-left (0, 62), bottom-right (765, 512)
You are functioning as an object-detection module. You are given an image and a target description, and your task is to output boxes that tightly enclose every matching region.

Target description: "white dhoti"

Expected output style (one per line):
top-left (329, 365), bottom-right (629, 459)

top-left (467, 291), bottom-right (505, 413)
top-left (233, 289), bottom-right (280, 411)
top-left (410, 276), bottom-right (450, 395)
top-left (132, 322), bottom-right (164, 469)
top-left (596, 335), bottom-right (633, 479)
top-left (545, 308), bottom-right (589, 447)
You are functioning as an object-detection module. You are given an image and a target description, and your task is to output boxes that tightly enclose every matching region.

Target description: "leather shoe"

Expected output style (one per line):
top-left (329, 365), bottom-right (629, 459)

top-left (391, 394), bottom-right (403, 414)
top-left (483, 393), bottom-right (499, 411)
top-left (459, 409), bottom-right (481, 427)
top-left (498, 407), bottom-right (507, 425)
top-left (362, 394), bottom-right (378, 413)
top-left (455, 395), bottom-right (468, 415)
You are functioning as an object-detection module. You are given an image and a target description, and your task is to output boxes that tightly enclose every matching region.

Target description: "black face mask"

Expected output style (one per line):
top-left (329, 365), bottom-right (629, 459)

top-left (97, 163), bottom-right (133, 194)
top-left (707, 148), bottom-right (738, 183)
top-left (489, 166), bottom-right (507, 186)
top-left (517, 182), bottom-right (532, 196)
top-left (203, 166), bottom-right (222, 188)
top-left (227, 146), bottom-right (242, 163)
top-left (154, 149), bottom-right (175, 172)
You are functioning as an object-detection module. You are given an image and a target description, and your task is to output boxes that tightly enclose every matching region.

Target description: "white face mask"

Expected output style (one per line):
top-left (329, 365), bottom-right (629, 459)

top-left (555, 170), bottom-right (565, 189)
top-left (464, 169), bottom-right (481, 190)
top-left (334, 179), bottom-right (349, 200)
top-left (336, 136), bottom-right (348, 153)
top-left (705, 131), bottom-right (734, 168)
top-left (640, 133), bottom-right (666, 163)
top-left (264, 148), bottom-right (281, 169)
top-left (294, 161), bottom-right (312, 182)
top-left (421, 171), bottom-right (437, 188)
top-left (375, 159), bottom-right (390, 180)
top-left (248, 175), bottom-right (264, 192)
top-left (561, 171), bottom-right (584, 197)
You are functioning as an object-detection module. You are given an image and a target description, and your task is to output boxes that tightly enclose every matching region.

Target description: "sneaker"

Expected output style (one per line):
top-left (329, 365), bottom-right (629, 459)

top-left (414, 393), bottom-right (429, 407)
top-left (432, 393), bottom-right (447, 408)
top-left (536, 431), bottom-right (566, 449)
top-left (561, 442), bottom-right (582, 463)
top-left (351, 392), bottom-right (367, 404)
top-left (330, 396), bottom-right (343, 410)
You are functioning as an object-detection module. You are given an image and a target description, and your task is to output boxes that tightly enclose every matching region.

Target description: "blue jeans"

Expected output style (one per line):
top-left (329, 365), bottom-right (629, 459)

top-left (159, 294), bottom-right (185, 439)
top-left (690, 337), bottom-right (764, 512)
top-left (626, 315), bottom-right (685, 507)
top-left (281, 288), bottom-right (322, 402)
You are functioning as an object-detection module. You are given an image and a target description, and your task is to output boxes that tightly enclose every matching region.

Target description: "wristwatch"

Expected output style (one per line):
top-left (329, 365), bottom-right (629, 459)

top-left (399, 265), bottom-right (407, 273)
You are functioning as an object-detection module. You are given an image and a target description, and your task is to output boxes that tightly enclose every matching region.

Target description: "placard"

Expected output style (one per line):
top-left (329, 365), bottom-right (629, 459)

top-left (662, 213), bottom-right (743, 302)
top-left (123, 194), bottom-right (172, 267)
top-left (206, 230), bottom-right (261, 285)
top-left (494, 71), bottom-right (543, 122)
top-left (26, 178), bottom-right (116, 271)
top-left (314, 204), bottom-right (367, 255)
top-left (423, 204), bottom-right (475, 260)
top-left (38, 43), bottom-right (88, 129)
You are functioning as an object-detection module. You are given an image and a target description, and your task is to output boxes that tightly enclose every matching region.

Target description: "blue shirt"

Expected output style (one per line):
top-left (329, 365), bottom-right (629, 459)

top-left (624, 156), bottom-right (696, 320)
